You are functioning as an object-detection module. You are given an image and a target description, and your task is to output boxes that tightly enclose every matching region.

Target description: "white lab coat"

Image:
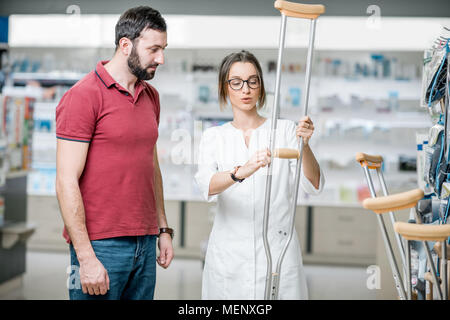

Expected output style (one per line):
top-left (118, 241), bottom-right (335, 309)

top-left (195, 119), bottom-right (325, 300)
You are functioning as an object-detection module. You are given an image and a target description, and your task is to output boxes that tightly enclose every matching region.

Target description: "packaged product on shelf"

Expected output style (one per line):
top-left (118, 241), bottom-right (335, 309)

top-left (398, 155), bottom-right (416, 172)
top-left (22, 97), bottom-right (35, 170)
top-left (288, 87), bottom-right (301, 107)
top-left (27, 164), bottom-right (56, 195)
top-left (2, 95), bottom-right (35, 171)
top-left (387, 91), bottom-right (399, 112)
top-left (416, 133), bottom-right (428, 189)
top-left (339, 183), bottom-right (357, 203)
top-left (356, 184), bottom-right (371, 202)
top-left (197, 85), bottom-right (210, 104)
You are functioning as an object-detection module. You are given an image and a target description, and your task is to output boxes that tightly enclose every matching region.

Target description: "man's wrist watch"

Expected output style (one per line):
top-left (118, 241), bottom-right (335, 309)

top-left (230, 166), bottom-right (245, 183)
top-left (159, 227), bottom-right (174, 239)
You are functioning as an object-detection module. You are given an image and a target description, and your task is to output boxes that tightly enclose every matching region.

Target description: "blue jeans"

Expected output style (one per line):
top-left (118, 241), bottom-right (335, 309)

top-left (68, 235), bottom-right (157, 300)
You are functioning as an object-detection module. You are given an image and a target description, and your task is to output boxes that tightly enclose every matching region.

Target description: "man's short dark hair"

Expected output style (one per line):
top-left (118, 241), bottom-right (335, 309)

top-left (115, 6), bottom-right (166, 50)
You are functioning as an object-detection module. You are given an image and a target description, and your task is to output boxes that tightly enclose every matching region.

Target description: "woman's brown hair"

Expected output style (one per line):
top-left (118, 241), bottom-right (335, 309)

top-left (218, 50), bottom-right (266, 110)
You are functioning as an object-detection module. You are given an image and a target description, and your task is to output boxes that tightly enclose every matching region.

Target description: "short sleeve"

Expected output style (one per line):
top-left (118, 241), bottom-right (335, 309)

top-left (194, 127), bottom-right (219, 202)
top-left (285, 120), bottom-right (325, 195)
top-left (55, 88), bottom-right (96, 143)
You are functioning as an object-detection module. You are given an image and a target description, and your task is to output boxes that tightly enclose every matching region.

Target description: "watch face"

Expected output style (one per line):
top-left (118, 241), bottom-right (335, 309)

top-left (160, 228), bottom-right (174, 239)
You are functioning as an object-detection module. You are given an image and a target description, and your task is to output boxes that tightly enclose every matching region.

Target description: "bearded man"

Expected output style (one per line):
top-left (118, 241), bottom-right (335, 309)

top-left (55, 6), bottom-right (174, 300)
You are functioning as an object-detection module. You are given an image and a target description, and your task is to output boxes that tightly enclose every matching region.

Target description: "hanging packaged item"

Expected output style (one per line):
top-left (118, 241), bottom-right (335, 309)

top-left (423, 123), bottom-right (444, 187)
top-left (429, 129), bottom-right (448, 196)
top-left (423, 43), bottom-right (448, 109)
top-left (439, 197), bottom-right (450, 224)
top-left (421, 49), bottom-right (434, 109)
top-left (441, 183), bottom-right (450, 200)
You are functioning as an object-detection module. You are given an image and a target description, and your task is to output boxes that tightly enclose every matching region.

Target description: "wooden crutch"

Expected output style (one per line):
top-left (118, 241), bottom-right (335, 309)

top-left (432, 241), bottom-right (450, 299)
top-left (356, 153), bottom-right (408, 274)
top-left (363, 188), bottom-right (425, 300)
top-left (262, 0), bottom-right (325, 300)
top-left (363, 189), bottom-right (450, 300)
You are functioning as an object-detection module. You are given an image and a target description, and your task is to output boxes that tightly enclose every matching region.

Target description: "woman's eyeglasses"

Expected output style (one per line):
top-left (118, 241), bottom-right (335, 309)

top-left (227, 76), bottom-right (260, 91)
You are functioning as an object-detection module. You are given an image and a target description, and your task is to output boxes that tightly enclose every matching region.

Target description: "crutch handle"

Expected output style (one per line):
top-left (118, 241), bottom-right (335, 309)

top-left (274, 0), bottom-right (325, 19)
top-left (362, 188), bottom-right (424, 214)
top-left (355, 152), bottom-right (383, 169)
top-left (424, 272), bottom-right (440, 284)
top-left (273, 148), bottom-right (300, 159)
top-left (394, 222), bottom-right (450, 242)
top-left (433, 241), bottom-right (450, 260)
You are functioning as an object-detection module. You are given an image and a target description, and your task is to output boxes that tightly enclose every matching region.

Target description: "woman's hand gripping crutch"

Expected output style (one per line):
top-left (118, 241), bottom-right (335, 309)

top-left (262, 1), bottom-right (325, 300)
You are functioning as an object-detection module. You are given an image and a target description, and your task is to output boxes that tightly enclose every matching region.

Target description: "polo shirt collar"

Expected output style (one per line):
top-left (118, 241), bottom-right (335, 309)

top-left (95, 60), bottom-right (146, 96)
top-left (95, 60), bottom-right (116, 88)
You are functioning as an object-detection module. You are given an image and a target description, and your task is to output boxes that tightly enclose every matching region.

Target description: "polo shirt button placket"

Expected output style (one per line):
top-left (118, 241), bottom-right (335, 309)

top-left (123, 91), bottom-right (134, 105)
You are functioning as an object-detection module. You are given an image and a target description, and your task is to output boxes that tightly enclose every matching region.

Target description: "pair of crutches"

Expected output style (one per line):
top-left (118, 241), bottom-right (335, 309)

top-left (357, 152), bottom-right (450, 300)
top-left (262, 1), bottom-right (325, 300)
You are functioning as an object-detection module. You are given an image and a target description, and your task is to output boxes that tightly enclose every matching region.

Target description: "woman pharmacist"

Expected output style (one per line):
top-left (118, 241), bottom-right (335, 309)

top-left (195, 50), bottom-right (325, 299)
top-left (195, 51), bottom-right (325, 300)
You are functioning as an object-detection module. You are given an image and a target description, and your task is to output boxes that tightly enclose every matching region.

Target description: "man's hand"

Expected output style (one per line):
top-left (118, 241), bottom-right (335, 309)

top-left (79, 256), bottom-right (110, 295)
top-left (157, 234), bottom-right (174, 269)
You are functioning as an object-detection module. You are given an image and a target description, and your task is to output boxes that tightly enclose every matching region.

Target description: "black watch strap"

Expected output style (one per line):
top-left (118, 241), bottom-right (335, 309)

top-left (159, 227), bottom-right (174, 239)
top-left (230, 166), bottom-right (245, 183)
top-left (231, 172), bottom-right (245, 183)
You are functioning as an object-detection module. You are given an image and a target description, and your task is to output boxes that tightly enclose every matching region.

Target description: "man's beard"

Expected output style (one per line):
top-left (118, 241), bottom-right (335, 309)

top-left (127, 46), bottom-right (157, 81)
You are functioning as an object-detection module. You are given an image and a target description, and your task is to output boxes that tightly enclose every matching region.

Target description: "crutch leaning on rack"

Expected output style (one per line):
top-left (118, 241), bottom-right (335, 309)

top-left (356, 152), bottom-right (408, 299)
top-left (262, 0), bottom-right (325, 300)
top-left (363, 189), bottom-right (450, 300)
top-left (432, 241), bottom-right (450, 298)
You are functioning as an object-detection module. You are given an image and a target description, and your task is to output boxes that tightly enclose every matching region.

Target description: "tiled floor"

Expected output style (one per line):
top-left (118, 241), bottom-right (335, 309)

top-left (0, 250), bottom-right (376, 300)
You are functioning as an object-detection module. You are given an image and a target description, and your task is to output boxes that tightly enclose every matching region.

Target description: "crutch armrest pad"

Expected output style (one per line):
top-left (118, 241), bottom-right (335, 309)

top-left (424, 272), bottom-right (436, 283)
top-left (274, 148), bottom-right (300, 159)
top-left (362, 188), bottom-right (424, 214)
top-left (394, 222), bottom-right (450, 242)
top-left (433, 241), bottom-right (450, 259)
top-left (274, 0), bottom-right (325, 19)
top-left (355, 152), bottom-right (383, 167)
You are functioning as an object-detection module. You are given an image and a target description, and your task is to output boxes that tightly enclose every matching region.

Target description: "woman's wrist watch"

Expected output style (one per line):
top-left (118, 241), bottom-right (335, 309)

top-left (230, 166), bottom-right (245, 183)
top-left (159, 227), bottom-right (174, 239)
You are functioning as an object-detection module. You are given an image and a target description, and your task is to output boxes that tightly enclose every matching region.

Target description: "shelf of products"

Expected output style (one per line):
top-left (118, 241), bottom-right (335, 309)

top-left (0, 90), bottom-right (35, 286)
top-left (1, 46), bottom-right (429, 210)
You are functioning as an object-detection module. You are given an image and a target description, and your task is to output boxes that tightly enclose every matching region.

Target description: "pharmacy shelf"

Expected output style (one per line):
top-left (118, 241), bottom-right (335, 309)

top-left (0, 221), bottom-right (35, 249)
top-left (12, 72), bottom-right (86, 86)
top-left (6, 171), bottom-right (29, 179)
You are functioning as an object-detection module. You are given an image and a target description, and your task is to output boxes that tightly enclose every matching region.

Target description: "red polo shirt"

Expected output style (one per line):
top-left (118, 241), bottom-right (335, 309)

top-left (56, 61), bottom-right (160, 243)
